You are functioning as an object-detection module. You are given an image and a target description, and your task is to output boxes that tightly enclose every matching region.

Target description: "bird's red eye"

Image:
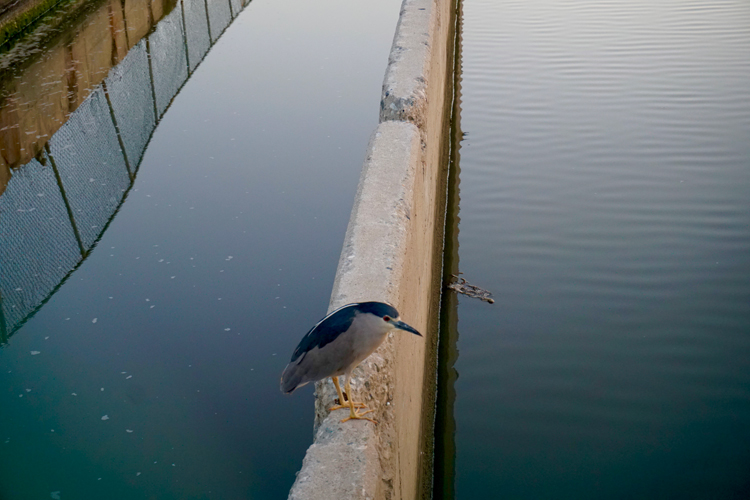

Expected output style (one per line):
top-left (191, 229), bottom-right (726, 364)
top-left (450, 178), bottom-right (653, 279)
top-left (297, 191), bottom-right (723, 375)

top-left (383, 316), bottom-right (390, 322)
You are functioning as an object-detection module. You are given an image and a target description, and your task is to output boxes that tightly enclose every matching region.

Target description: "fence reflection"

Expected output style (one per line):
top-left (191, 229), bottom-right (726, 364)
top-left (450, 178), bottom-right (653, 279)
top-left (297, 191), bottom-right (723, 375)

top-left (0, 0), bottom-right (250, 341)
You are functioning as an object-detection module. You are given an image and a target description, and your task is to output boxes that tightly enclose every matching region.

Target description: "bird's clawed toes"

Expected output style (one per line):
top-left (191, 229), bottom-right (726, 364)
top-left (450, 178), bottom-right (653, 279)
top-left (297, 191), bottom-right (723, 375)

top-left (341, 408), bottom-right (377, 425)
top-left (330, 396), bottom-right (367, 411)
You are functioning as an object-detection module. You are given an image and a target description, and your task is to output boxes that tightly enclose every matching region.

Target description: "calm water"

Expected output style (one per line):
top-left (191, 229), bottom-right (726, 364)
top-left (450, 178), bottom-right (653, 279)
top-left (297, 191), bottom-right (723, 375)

top-left (442, 0), bottom-right (750, 498)
top-left (0, 0), bottom-right (401, 497)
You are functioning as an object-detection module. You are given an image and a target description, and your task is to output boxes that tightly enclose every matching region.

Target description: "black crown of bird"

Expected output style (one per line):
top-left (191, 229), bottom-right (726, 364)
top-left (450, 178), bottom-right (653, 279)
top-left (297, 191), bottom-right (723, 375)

top-left (280, 301), bottom-right (421, 424)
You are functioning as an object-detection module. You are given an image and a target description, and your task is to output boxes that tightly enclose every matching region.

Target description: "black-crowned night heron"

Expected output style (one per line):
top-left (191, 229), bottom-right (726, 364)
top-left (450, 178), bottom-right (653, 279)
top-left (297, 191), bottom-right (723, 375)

top-left (280, 301), bottom-right (421, 424)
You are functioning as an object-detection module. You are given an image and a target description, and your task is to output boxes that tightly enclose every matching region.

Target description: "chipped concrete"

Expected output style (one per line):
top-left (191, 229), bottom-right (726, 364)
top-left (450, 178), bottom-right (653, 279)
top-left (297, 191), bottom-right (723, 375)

top-left (288, 0), bottom-right (456, 498)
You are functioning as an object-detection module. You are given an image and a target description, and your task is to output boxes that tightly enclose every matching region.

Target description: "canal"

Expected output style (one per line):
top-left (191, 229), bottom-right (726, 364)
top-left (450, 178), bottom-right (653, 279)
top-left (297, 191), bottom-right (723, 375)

top-left (438, 0), bottom-right (750, 498)
top-left (0, 0), bottom-right (402, 498)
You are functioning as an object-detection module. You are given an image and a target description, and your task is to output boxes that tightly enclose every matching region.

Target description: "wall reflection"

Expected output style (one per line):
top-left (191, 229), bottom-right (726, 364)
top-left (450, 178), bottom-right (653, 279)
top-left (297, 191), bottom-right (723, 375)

top-left (0, 0), bottom-right (249, 341)
top-left (433, 1), bottom-right (463, 498)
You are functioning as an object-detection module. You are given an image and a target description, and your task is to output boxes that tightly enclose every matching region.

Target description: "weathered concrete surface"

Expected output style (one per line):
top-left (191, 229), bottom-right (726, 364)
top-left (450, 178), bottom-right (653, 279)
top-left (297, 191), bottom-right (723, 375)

top-left (290, 121), bottom-right (421, 500)
top-left (288, 0), bottom-right (456, 498)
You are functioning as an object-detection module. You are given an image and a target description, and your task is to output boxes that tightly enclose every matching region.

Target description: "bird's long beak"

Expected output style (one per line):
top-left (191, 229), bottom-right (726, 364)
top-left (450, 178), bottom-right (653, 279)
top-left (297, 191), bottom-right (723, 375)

top-left (393, 320), bottom-right (422, 337)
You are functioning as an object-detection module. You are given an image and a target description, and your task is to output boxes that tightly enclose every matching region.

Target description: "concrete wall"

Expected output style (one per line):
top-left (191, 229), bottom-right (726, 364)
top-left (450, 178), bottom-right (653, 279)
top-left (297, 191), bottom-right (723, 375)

top-left (288, 0), bottom-right (457, 498)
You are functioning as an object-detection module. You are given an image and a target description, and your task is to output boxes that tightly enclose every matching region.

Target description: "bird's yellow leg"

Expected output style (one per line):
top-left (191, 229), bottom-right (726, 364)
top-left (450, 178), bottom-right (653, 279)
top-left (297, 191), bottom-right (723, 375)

top-left (329, 376), bottom-right (365, 410)
top-left (340, 378), bottom-right (377, 424)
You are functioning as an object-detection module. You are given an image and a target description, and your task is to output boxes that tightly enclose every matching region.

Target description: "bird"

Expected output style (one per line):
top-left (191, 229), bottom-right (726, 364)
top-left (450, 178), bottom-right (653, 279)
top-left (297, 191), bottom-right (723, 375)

top-left (280, 301), bottom-right (421, 424)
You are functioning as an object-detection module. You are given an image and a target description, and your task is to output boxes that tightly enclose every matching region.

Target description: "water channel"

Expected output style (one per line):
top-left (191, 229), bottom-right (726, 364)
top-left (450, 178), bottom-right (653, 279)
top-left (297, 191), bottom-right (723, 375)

top-left (0, 0), bottom-right (402, 497)
top-left (438, 0), bottom-right (750, 498)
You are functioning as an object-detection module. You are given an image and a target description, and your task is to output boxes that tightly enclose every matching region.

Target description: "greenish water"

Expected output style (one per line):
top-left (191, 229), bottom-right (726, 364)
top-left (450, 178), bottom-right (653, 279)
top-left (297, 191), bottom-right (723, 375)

top-left (438, 0), bottom-right (750, 498)
top-left (0, 0), bottom-right (402, 498)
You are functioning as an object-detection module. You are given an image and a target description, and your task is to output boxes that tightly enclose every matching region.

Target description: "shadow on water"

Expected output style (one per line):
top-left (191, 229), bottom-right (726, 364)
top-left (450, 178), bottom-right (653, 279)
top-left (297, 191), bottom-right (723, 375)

top-left (433, 1), bottom-right (462, 498)
top-left (0, 0), bottom-right (250, 342)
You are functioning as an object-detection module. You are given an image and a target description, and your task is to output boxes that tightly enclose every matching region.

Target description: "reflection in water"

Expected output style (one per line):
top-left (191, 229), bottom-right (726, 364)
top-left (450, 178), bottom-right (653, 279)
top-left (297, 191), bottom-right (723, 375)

top-left (451, 0), bottom-right (750, 497)
top-left (0, 0), bottom-right (249, 341)
top-left (433, 2), bottom-right (462, 499)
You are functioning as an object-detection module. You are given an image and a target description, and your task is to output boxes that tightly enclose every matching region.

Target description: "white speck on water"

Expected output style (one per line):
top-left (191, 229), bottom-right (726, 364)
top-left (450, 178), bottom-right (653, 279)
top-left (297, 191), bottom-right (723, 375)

top-left (19, 394), bottom-right (23, 397)
top-left (25, 389), bottom-right (31, 392)
top-left (121, 371), bottom-right (127, 374)
top-left (71, 393), bottom-right (77, 396)
top-left (126, 429), bottom-right (133, 433)
top-left (31, 351), bottom-right (41, 355)
top-left (272, 353), bottom-right (277, 356)
top-left (145, 299), bottom-right (150, 302)
top-left (101, 415), bottom-right (109, 421)
top-left (224, 328), bottom-right (230, 331)
top-left (65, 318), bottom-right (70, 320)
top-left (150, 305), bottom-right (155, 309)
top-left (109, 297), bottom-right (113, 299)
top-left (45, 336), bottom-right (49, 340)
top-left (171, 276), bottom-right (175, 279)
top-left (126, 375), bottom-right (132, 379)
top-left (101, 388), bottom-right (104, 391)
top-left (159, 259), bottom-right (164, 263)
top-left (92, 318), bottom-right (97, 324)
top-left (97, 478), bottom-right (101, 481)
top-left (136, 472), bottom-right (141, 476)
top-left (226, 256), bottom-right (233, 261)
top-left (51, 429), bottom-right (54, 432)
top-left (51, 492), bottom-right (61, 500)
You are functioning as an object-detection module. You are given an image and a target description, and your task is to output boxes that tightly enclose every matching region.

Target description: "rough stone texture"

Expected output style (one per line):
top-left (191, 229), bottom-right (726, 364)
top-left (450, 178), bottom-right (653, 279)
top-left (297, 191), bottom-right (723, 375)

top-left (381, 0), bottom-right (448, 128)
top-left (288, 0), bottom-right (455, 498)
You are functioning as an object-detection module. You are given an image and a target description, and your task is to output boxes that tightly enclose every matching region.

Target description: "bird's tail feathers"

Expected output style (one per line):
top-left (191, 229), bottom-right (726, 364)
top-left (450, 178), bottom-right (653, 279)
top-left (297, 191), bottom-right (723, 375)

top-left (280, 361), bottom-right (306, 394)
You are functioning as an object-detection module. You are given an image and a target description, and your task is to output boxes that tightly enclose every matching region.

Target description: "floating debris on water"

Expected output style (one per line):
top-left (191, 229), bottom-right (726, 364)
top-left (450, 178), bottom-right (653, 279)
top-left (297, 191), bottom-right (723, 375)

top-left (101, 415), bottom-right (109, 421)
top-left (447, 275), bottom-right (495, 304)
top-left (30, 351), bottom-right (41, 355)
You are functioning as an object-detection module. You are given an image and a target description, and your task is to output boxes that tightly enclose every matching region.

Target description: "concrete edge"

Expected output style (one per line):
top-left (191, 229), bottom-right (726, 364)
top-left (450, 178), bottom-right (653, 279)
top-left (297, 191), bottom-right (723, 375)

top-left (288, 0), bottom-right (455, 498)
top-left (289, 121), bottom-right (421, 500)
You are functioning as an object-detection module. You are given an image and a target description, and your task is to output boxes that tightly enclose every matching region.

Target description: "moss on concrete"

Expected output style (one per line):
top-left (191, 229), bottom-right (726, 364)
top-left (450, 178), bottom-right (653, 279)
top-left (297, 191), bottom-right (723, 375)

top-left (0, 0), bottom-right (69, 48)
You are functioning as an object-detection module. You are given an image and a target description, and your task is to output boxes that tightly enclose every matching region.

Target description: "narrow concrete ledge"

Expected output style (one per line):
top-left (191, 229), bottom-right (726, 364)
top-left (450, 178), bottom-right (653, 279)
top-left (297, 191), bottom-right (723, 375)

top-left (381, 0), bottom-right (450, 127)
top-left (290, 121), bottom-right (420, 500)
top-left (288, 0), bottom-right (455, 498)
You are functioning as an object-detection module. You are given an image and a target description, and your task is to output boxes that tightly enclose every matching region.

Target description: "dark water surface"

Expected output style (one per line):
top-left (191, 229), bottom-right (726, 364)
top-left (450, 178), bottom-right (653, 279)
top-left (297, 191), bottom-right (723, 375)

top-left (442, 0), bottom-right (750, 498)
top-left (0, 0), bottom-right (401, 497)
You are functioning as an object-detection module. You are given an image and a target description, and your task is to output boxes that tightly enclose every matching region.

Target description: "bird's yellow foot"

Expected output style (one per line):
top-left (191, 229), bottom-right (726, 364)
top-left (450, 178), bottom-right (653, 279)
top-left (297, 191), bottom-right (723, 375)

top-left (330, 400), bottom-right (366, 411)
top-left (341, 407), bottom-right (377, 425)
top-left (330, 377), bottom-right (366, 410)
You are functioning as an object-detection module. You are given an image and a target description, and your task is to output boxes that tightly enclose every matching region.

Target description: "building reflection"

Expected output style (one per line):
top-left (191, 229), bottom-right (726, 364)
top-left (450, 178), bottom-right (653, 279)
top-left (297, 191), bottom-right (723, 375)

top-left (0, 0), bottom-right (250, 341)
